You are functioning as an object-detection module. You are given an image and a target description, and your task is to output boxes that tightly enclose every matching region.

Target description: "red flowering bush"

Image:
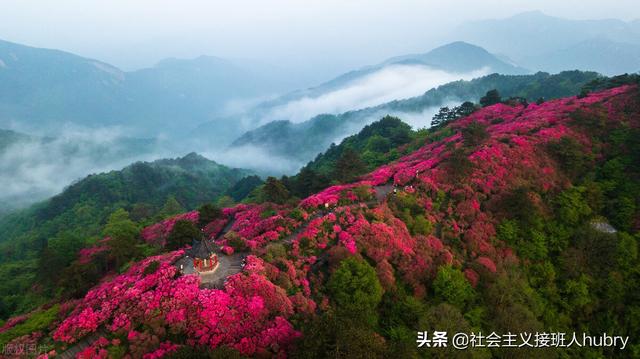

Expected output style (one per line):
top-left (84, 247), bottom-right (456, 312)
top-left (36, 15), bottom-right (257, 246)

top-left (141, 211), bottom-right (199, 246)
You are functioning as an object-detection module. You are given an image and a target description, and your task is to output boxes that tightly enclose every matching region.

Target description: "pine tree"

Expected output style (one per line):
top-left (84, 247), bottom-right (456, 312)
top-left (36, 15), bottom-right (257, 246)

top-left (159, 195), bottom-right (184, 219)
top-left (262, 177), bottom-right (291, 204)
top-left (480, 89), bottom-right (501, 107)
top-left (167, 220), bottom-right (202, 250)
top-left (198, 203), bottom-right (222, 228)
top-left (334, 148), bottom-right (367, 183)
top-left (104, 209), bottom-right (140, 268)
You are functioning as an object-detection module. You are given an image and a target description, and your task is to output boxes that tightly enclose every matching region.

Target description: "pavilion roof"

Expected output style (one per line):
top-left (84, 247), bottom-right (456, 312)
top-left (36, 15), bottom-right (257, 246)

top-left (187, 239), bottom-right (215, 259)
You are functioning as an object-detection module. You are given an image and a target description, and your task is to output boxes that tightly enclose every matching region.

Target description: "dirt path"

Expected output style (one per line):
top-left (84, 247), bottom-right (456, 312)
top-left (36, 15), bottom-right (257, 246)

top-left (374, 184), bottom-right (394, 203)
top-left (217, 217), bottom-right (236, 238)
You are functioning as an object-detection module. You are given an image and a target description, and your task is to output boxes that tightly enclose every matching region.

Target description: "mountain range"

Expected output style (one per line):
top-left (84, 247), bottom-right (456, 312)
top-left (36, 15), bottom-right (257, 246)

top-left (0, 39), bottom-right (292, 137)
top-left (453, 11), bottom-right (640, 75)
top-left (227, 70), bottom-right (601, 173)
top-left (191, 41), bottom-right (526, 148)
top-left (2, 11), bottom-right (639, 210)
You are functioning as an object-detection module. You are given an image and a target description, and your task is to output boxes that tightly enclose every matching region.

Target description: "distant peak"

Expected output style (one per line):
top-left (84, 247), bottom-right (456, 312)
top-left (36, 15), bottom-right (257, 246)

top-left (181, 152), bottom-right (208, 161)
top-left (509, 10), bottom-right (553, 20)
top-left (433, 41), bottom-right (486, 51)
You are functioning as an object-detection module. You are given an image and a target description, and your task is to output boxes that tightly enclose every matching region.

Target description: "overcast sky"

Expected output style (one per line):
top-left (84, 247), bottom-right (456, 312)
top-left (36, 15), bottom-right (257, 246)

top-left (0, 0), bottom-right (637, 75)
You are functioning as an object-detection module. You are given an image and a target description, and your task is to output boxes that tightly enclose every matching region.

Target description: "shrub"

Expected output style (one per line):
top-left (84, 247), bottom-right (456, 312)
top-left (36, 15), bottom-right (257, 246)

top-left (264, 243), bottom-right (287, 263)
top-left (461, 121), bottom-right (489, 147)
top-left (166, 220), bottom-right (202, 250)
top-left (412, 216), bottom-right (433, 236)
top-left (353, 185), bottom-right (373, 202)
top-left (547, 136), bottom-right (591, 180)
top-left (480, 89), bottom-right (501, 107)
top-left (225, 231), bottom-right (247, 252)
top-left (328, 258), bottom-right (383, 325)
top-left (198, 203), bottom-right (222, 228)
top-left (143, 260), bottom-right (160, 276)
top-left (0, 305), bottom-right (59, 346)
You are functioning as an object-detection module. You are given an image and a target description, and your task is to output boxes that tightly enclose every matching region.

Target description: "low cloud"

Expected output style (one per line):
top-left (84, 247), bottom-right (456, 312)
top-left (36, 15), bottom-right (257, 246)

top-left (0, 126), bottom-right (168, 210)
top-left (262, 64), bottom-right (488, 124)
top-left (205, 144), bottom-right (302, 176)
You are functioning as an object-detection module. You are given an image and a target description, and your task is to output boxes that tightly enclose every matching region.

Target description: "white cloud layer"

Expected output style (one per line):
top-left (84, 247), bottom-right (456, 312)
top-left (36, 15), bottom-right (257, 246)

top-left (262, 65), bottom-right (488, 124)
top-left (0, 126), bottom-right (166, 209)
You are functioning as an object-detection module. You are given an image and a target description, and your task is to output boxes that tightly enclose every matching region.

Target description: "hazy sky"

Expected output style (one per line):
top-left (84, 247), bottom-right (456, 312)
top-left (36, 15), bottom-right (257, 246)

top-left (0, 0), bottom-right (637, 76)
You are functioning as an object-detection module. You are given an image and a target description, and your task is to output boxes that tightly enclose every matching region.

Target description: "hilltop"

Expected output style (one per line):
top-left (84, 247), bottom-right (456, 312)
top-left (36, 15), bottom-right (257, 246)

top-left (1, 84), bottom-right (638, 357)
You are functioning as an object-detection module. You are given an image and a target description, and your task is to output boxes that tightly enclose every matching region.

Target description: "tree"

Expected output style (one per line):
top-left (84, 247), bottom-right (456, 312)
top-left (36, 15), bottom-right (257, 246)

top-left (432, 102), bottom-right (478, 128)
top-left (104, 209), bottom-right (140, 268)
top-left (455, 101), bottom-right (477, 118)
top-left (366, 135), bottom-right (392, 153)
top-left (130, 202), bottom-right (154, 222)
top-left (37, 232), bottom-right (85, 286)
top-left (480, 89), bottom-right (501, 107)
top-left (291, 167), bottom-right (331, 198)
top-left (215, 195), bottom-right (235, 208)
top-left (159, 195), bottom-right (184, 219)
top-left (328, 257), bottom-right (383, 325)
top-left (417, 303), bottom-right (489, 359)
top-left (431, 106), bottom-right (455, 127)
top-left (166, 220), bottom-right (202, 250)
top-left (59, 261), bottom-right (101, 298)
top-left (198, 203), bottom-right (222, 228)
top-left (292, 311), bottom-right (387, 359)
top-left (547, 136), bottom-right (591, 180)
top-left (227, 175), bottom-right (264, 202)
top-left (432, 265), bottom-right (475, 309)
top-left (334, 148), bottom-right (367, 183)
top-left (262, 177), bottom-right (291, 204)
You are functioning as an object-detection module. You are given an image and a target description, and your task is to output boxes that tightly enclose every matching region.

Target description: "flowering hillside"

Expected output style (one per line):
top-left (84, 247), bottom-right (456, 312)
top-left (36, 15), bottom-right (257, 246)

top-left (4, 85), bottom-right (639, 358)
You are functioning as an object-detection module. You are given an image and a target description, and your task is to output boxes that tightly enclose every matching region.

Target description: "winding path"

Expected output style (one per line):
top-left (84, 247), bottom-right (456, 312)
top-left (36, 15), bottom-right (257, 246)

top-left (57, 330), bottom-right (105, 359)
top-left (177, 184), bottom-right (395, 287)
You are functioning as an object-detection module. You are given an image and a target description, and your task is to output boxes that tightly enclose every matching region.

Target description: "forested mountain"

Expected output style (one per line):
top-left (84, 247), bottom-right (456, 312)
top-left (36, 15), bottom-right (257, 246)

top-left (0, 153), bottom-right (251, 317)
top-left (2, 80), bottom-right (637, 357)
top-left (229, 71), bottom-right (601, 171)
top-left (381, 41), bottom-right (527, 74)
top-left (0, 39), bottom-right (289, 137)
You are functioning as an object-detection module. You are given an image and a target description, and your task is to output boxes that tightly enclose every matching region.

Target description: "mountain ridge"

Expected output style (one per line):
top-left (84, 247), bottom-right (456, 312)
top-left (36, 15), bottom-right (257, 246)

top-left (228, 71), bottom-right (602, 173)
